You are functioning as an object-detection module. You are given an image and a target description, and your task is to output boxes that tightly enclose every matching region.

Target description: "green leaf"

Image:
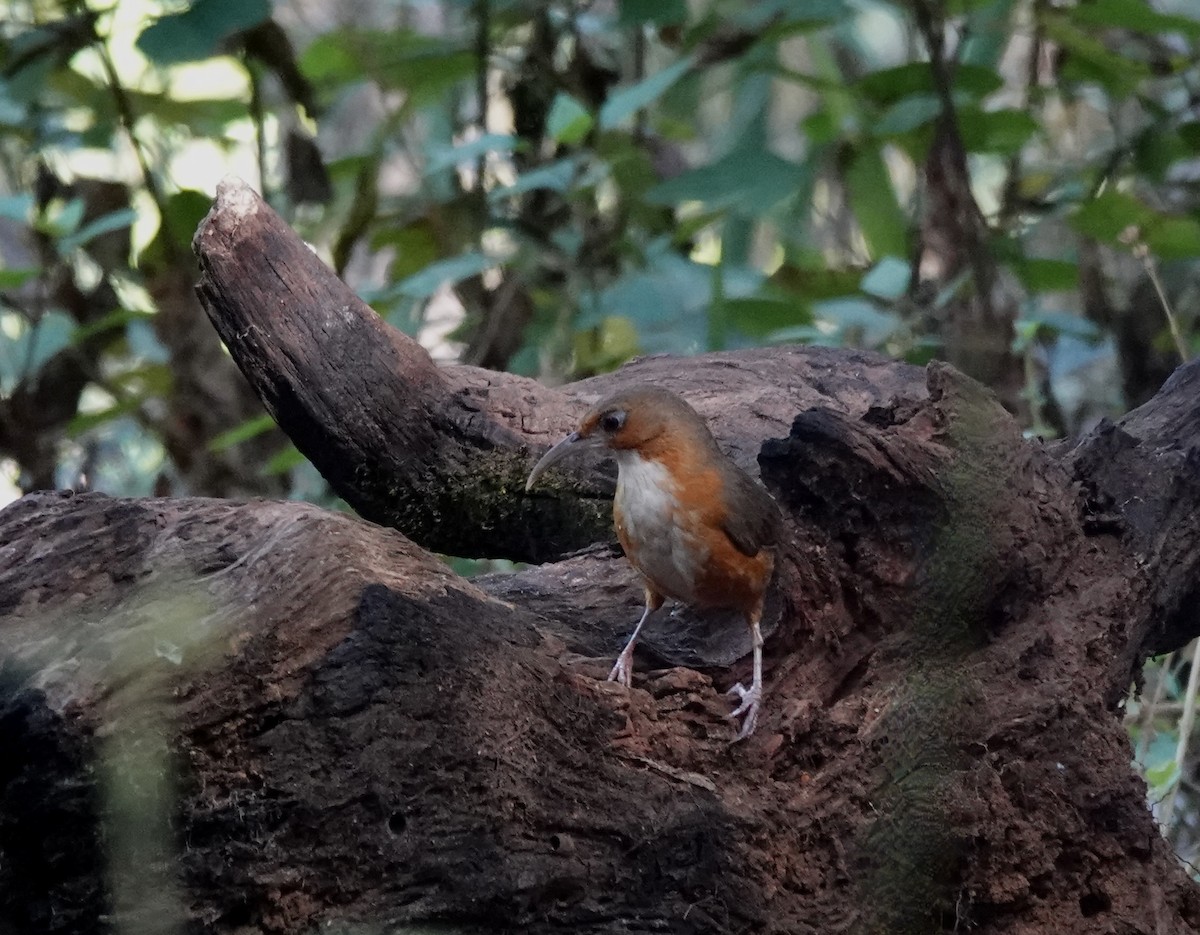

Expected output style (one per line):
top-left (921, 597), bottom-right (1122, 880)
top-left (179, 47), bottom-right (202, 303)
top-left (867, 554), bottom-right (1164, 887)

top-left (489, 158), bottom-right (581, 200)
top-left (391, 252), bottom-right (493, 299)
top-left (1143, 217), bottom-right (1200, 261)
top-left (856, 62), bottom-right (1002, 106)
top-left (71, 307), bottom-right (154, 343)
top-left (1145, 756), bottom-right (1180, 792)
top-left (56, 207), bottom-right (137, 256)
top-left (599, 55), bottom-right (694, 129)
top-left (804, 296), bottom-right (902, 347)
top-left (301, 29), bottom-right (474, 100)
top-left (1016, 309), bottom-right (1101, 343)
top-left (584, 244), bottom-right (762, 354)
top-left (262, 445), bottom-right (307, 476)
top-left (1071, 0), bottom-right (1200, 39)
top-left (1070, 189), bottom-right (1151, 243)
top-left (957, 108), bottom-right (1039, 155)
top-left (546, 93), bottom-right (594, 145)
top-left (860, 257), bottom-right (911, 300)
top-left (874, 94), bottom-right (944, 137)
top-left (136, 0), bottom-right (272, 65)
top-left (1013, 258), bottom-right (1078, 292)
top-left (141, 190), bottom-right (213, 272)
top-left (0, 268), bottom-right (38, 289)
top-left (1041, 13), bottom-right (1150, 93)
top-left (372, 222), bottom-right (440, 281)
top-left (845, 146), bottom-right (909, 259)
top-left (1179, 122), bottom-right (1200, 152)
top-left (425, 133), bottom-right (519, 175)
top-left (0, 311), bottom-right (75, 393)
top-left (646, 147), bottom-right (806, 217)
top-left (66, 398), bottom-right (142, 436)
top-left (0, 194), bottom-right (33, 222)
top-left (718, 296), bottom-right (813, 338)
top-left (618, 0), bottom-right (688, 27)
top-left (40, 198), bottom-right (85, 237)
top-left (209, 413), bottom-right (277, 452)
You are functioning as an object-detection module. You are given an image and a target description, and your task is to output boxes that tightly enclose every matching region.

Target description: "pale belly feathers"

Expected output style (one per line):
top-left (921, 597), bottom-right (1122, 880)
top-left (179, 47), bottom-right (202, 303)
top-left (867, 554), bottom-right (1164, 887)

top-left (613, 450), bottom-right (708, 602)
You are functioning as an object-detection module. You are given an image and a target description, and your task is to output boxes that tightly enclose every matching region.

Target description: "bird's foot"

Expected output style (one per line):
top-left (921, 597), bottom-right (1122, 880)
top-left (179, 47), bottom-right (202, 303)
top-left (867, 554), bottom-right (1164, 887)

top-left (726, 681), bottom-right (762, 740)
top-left (607, 647), bottom-right (635, 688)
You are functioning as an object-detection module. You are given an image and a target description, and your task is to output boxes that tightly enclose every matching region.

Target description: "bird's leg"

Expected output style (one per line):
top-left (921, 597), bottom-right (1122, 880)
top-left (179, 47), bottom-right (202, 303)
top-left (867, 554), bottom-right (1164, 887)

top-left (608, 589), bottom-right (663, 687)
top-left (727, 612), bottom-right (764, 740)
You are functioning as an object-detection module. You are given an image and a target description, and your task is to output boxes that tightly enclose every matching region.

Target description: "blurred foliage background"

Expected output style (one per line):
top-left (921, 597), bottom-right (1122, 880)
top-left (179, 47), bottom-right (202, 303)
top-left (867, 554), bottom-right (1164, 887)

top-left (1, 0), bottom-right (1200, 876)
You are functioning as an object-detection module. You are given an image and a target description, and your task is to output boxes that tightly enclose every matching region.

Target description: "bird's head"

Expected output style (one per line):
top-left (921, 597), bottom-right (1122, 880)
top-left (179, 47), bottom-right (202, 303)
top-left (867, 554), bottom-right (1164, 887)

top-left (525, 386), bottom-right (716, 491)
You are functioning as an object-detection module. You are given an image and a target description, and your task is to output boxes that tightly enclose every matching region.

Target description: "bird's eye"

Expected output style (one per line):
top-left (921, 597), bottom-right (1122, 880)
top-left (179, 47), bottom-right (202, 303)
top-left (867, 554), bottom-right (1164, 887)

top-left (600, 410), bottom-right (626, 433)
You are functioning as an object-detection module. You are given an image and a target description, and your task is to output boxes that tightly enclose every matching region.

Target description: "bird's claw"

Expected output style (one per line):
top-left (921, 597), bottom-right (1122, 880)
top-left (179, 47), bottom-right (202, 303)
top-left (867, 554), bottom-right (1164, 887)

top-left (726, 682), bottom-right (762, 740)
top-left (607, 650), bottom-right (634, 687)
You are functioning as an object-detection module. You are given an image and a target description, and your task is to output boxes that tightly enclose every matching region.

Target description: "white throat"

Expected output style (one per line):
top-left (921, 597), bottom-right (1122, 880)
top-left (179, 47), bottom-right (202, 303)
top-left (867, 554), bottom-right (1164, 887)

top-left (613, 450), bottom-right (706, 601)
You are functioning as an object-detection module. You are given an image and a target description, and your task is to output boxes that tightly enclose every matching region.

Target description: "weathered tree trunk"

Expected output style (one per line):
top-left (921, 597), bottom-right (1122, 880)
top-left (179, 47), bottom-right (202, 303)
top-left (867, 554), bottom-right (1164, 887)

top-left (2, 178), bottom-right (1199, 935)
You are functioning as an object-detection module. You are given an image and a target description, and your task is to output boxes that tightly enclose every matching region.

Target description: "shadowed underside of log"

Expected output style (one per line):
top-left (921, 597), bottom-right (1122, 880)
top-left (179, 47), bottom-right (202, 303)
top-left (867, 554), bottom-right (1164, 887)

top-left (2, 178), bottom-right (1200, 934)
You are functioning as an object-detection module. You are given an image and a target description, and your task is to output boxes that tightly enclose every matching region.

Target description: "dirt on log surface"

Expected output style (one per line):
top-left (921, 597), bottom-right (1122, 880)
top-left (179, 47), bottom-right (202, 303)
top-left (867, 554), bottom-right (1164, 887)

top-left (2, 177), bottom-right (1200, 935)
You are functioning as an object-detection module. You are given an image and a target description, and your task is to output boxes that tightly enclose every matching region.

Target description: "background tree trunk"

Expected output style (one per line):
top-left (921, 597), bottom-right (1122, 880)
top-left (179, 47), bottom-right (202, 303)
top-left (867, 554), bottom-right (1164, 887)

top-left (2, 179), bottom-right (1199, 935)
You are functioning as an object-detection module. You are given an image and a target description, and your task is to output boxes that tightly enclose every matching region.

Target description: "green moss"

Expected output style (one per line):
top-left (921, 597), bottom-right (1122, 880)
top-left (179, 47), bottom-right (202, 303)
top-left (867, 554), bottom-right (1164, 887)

top-left (856, 376), bottom-right (1012, 933)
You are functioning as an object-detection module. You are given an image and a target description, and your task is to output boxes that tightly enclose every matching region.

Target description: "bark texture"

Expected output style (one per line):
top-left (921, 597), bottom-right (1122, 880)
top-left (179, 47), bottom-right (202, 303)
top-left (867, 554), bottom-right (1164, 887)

top-left (1, 177), bottom-right (1199, 935)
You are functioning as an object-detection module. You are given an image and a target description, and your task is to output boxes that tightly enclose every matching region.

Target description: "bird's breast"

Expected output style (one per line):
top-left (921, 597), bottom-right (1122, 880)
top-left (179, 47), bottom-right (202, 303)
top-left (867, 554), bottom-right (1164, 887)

top-left (613, 451), bottom-right (708, 602)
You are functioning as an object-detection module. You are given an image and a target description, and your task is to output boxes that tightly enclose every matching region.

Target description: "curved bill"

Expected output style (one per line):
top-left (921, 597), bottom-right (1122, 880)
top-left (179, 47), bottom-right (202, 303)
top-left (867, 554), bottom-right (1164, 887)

top-left (525, 431), bottom-right (597, 491)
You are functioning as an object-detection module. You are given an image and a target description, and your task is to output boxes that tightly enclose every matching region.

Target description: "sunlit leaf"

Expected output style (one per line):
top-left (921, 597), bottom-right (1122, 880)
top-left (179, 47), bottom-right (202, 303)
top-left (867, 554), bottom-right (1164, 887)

top-left (573, 315), bottom-right (640, 374)
top-left (262, 444), bottom-right (306, 475)
top-left (546, 93), bottom-right (593, 144)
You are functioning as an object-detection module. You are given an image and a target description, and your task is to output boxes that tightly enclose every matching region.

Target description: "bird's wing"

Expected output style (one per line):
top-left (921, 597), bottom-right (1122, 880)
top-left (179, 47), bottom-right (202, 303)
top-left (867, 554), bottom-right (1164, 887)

top-left (719, 464), bottom-right (783, 556)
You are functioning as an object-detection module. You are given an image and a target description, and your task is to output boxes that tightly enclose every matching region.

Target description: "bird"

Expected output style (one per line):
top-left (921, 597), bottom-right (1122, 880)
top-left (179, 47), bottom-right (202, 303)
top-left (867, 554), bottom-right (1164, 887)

top-left (525, 385), bottom-right (783, 739)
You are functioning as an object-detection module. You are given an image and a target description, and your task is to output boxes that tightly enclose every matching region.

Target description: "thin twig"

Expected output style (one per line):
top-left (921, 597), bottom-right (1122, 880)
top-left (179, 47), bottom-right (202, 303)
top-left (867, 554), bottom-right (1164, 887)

top-left (1161, 638), bottom-right (1200, 829)
top-left (245, 54), bottom-right (270, 205)
top-left (91, 15), bottom-right (177, 262)
top-left (1119, 227), bottom-right (1189, 362)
